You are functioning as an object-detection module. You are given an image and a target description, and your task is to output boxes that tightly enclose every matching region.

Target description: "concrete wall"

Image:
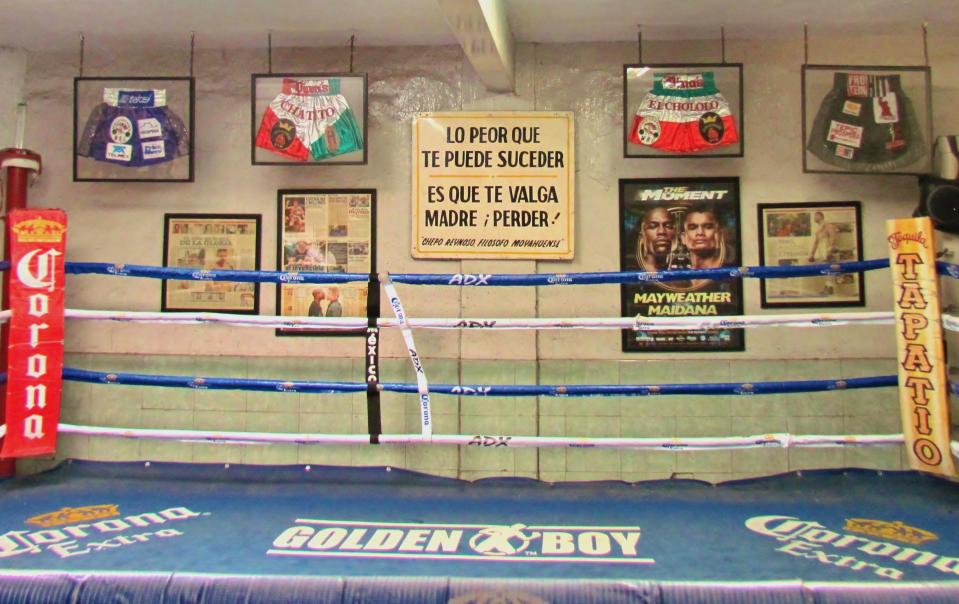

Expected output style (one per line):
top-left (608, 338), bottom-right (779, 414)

top-left (0, 47), bottom-right (27, 149)
top-left (14, 30), bottom-right (959, 480)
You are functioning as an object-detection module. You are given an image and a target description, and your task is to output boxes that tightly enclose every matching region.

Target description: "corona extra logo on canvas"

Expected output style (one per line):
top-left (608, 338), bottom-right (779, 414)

top-left (12, 218), bottom-right (66, 243)
top-left (746, 514), bottom-right (955, 581)
top-left (26, 504), bottom-right (120, 528)
top-left (844, 518), bottom-right (938, 546)
top-left (0, 503), bottom-right (207, 559)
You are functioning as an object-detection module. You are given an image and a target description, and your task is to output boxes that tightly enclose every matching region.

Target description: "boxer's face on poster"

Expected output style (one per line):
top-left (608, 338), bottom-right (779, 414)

top-left (683, 211), bottom-right (720, 255)
top-left (642, 207), bottom-right (675, 256)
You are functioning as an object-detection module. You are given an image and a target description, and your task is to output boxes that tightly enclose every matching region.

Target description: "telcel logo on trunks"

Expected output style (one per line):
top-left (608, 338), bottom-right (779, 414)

top-left (117, 91), bottom-right (155, 106)
top-left (269, 520), bottom-right (651, 564)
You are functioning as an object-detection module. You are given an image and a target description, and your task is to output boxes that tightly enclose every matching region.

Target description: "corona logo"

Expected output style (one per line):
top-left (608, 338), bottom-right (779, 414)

top-left (12, 218), bottom-right (66, 243)
top-left (27, 505), bottom-right (119, 528)
top-left (844, 518), bottom-right (938, 546)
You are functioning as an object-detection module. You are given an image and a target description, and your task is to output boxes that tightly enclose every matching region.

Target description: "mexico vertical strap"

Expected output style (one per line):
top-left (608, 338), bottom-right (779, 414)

top-left (365, 273), bottom-right (381, 444)
top-left (382, 274), bottom-right (432, 439)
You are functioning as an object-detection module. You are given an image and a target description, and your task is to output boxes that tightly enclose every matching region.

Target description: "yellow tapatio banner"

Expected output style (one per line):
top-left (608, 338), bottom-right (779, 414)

top-left (886, 217), bottom-right (956, 478)
top-left (411, 112), bottom-right (574, 259)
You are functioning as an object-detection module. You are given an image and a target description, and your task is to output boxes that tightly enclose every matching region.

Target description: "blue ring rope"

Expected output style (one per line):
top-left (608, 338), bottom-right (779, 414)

top-left (57, 368), bottom-right (896, 397)
top-left (56, 259), bottom-right (889, 286)
top-left (65, 263), bottom-right (368, 284)
top-left (390, 259), bottom-right (889, 286)
top-left (937, 261), bottom-right (959, 280)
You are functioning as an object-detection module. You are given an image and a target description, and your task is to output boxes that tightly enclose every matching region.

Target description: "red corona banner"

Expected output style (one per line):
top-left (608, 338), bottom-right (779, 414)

top-left (1, 209), bottom-right (67, 458)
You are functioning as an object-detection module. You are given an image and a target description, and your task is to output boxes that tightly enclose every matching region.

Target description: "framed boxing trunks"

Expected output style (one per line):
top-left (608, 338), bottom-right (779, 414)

top-left (252, 73), bottom-right (368, 166)
top-left (624, 63), bottom-right (744, 158)
top-left (73, 77), bottom-right (194, 182)
top-left (802, 65), bottom-right (932, 175)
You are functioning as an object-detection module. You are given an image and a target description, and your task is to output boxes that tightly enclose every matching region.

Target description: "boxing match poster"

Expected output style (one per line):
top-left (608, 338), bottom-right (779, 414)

top-left (252, 73), bottom-right (367, 165)
top-left (73, 76), bottom-right (194, 182)
top-left (619, 177), bottom-right (743, 352)
top-left (623, 63), bottom-right (744, 159)
top-left (275, 189), bottom-right (376, 337)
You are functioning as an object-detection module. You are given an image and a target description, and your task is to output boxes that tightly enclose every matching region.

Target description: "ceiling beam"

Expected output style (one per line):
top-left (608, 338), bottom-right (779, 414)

top-left (437, 0), bottom-right (515, 93)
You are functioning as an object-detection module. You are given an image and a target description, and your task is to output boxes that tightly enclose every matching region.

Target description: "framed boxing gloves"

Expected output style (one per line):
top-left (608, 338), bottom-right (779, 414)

top-left (73, 76), bottom-right (194, 182)
top-left (251, 73), bottom-right (368, 165)
top-left (757, 201), bottom-right (864, 308)
top-left (623, 63), bottom-right (744, 158)
top-left (802, 65), bottom-right (932, 175)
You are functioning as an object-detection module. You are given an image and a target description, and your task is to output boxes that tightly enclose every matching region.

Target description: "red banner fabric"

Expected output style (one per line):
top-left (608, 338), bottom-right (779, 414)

top-left (1, 209), bottom-right (67, 458)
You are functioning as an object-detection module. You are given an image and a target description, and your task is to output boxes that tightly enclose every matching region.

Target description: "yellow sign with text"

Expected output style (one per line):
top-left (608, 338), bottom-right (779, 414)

top-left (412, 112), bottom-right (574, 259)
top-left (886, 217), bottom-right (956, 478)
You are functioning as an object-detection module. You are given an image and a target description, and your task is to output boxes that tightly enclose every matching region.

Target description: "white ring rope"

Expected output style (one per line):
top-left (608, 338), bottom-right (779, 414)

top-left (382, 275), bottom-right (433, 438)
top-left (942, 313), bottom-right (959, 332)
top-left (43, 423), bottom-right (906, 450)
top-left (54, 309), bottom-right (895, 331)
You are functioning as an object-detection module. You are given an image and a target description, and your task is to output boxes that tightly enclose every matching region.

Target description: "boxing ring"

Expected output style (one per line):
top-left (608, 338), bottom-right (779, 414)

top-left (1, 224), bottom-right (959, 602)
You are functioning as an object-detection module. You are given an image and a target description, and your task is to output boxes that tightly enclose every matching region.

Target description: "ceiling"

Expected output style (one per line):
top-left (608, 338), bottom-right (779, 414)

top-left (0, 0), bottom-right (956, 52)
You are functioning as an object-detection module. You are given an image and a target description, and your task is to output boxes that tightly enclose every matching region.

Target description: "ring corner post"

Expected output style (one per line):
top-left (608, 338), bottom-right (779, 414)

top-left (0, 146), bottom-right (42, 476)
top-left (886, 216), bottom-right (957, 479)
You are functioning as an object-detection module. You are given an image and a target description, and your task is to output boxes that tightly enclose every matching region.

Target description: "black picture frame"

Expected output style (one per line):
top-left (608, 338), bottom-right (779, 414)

top-left (276, 189), bottom-right (377, 337)
top-left (73, 76), bottom-right (195, 182)
top-left (161, 213), bottom-right (262, 314)
top-left (801, 64), bottom-right (933, 175)
top-left (623, 63), bottom-right (744, 159)
top-left (757, 201), bottom-right (865, 308)
top-left (619, 177), bottom-right (744, 353)
top-left (251, 73), bottom-right (368, 166)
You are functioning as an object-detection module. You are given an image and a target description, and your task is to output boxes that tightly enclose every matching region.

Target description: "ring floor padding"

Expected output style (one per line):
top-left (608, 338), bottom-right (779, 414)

top-left (1, 461), bottom-right (958, 602)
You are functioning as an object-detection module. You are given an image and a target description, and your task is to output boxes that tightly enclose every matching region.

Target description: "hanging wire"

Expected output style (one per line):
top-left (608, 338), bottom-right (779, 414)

top-left (268, 31), bottom-right (273, 74)
top-left (922, 21), bottom-right (929, 66)
top-left (637, 25), bottom-right (643, 64)
top-left (189, 32), bottom-right (195, 77)
top-left (721, 26), bottom-right (726, 63)
top-left (803, 23), bottom-right (809, 64)
top-left (349, 34), bottom-right (355, 73)
top-left (78, 33), bottom-right (85, 77)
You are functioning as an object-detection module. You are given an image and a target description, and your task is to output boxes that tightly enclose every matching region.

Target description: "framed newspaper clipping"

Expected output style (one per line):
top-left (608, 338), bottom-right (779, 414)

top-left (623, 63), bottom-right (744, 158)
top-left (619, 177), bottom-right (744, 352)
top-left (758, 201), bottom-right (864, 308)
top-left (252, 73), bottom-right (368, 165)
top-left (74, 76), bottom-right (194, 182)
top-left (276, 189), bottom-right (376, 336)
top-left (802, 65), bottom-right (932, 175)
top-left (162, 214), bottom-right (261, 314)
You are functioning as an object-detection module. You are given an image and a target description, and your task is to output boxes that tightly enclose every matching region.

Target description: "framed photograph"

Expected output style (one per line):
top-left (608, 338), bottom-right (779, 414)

top-left (619, 177), bottom-right (744, 352)
top-left (74, 77), bottom-right (194, 182)
top-left (623, 63), bottom-right (744, 158)
top-left (758, 202), bottom-right (864, 308)
top-left (251, 73), bottom-right (368, 165)
top-left (276, 189), bottom-right (376, 337)
top-left (802, 65), bottom-right (932, 175)
top-left (161, 214), bottom-right (262, 314)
